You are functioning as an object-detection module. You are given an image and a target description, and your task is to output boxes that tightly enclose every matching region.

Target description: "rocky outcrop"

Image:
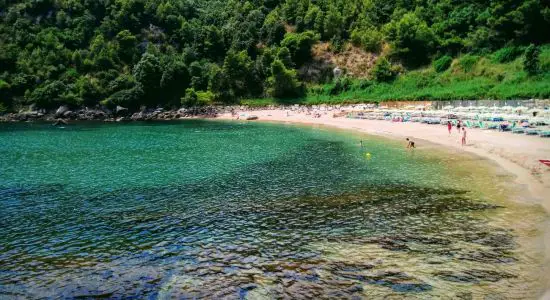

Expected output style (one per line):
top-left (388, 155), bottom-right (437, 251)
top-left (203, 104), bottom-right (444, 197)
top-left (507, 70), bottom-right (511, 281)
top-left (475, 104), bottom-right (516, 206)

top-left (0, 105), bottom-right (223, 122)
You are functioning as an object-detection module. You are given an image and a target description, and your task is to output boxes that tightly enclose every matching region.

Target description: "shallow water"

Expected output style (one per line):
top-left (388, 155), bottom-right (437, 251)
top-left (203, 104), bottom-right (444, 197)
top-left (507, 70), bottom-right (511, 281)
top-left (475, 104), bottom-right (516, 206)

top-left (0, 120), bottom-right (547, 299)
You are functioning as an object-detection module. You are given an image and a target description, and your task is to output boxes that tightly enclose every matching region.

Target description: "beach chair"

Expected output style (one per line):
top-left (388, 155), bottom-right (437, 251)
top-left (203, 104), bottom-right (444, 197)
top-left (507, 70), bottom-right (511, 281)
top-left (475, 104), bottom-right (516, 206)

top-left (539, 130), bottom-right (550, 137)
top-left (465, 120), bottom-right (477, 128)
top-left (477, 121), bottom-right (485, 129)
top-left (525, 129), bottom-right (541, 135)
top-left (486, 122), bottom-right (499, 130)
top-left (512, 127), bottom-right (525, 134)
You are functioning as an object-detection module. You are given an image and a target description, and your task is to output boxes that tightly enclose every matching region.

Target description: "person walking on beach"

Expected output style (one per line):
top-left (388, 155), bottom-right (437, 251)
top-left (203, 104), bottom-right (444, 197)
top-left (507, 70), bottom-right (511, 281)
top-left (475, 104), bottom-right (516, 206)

top-left (447, 121), bottom-right (452, 136)
top-left (456, 120), bottom-right (462, 133)
top-left (461, 127), bottom-right (467, 146)
top-left (406, 138), bottom-right (415, 149)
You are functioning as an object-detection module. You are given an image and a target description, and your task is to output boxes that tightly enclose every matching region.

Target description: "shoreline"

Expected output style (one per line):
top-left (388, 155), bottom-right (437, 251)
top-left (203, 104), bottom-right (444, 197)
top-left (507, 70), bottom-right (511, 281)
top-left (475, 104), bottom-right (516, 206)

top-left (218, 109), bottom-right (550, 211)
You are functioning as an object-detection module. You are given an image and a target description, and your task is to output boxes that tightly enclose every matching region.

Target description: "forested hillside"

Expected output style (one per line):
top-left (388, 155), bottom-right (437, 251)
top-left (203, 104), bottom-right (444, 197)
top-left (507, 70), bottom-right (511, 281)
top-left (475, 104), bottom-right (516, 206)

top-left (1, 0), bottom-right (549, 111)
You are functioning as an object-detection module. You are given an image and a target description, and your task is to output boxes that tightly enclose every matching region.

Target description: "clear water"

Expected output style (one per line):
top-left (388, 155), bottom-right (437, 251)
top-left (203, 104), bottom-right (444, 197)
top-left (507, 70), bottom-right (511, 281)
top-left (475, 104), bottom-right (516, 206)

top-left (0, 120), bottom-right (547, 298)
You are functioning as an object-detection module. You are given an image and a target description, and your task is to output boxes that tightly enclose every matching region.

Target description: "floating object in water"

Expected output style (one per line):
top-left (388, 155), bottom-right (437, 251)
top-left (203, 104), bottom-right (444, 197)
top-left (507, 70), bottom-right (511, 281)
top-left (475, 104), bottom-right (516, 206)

top-left (365, 152), bottom-right (372, 160)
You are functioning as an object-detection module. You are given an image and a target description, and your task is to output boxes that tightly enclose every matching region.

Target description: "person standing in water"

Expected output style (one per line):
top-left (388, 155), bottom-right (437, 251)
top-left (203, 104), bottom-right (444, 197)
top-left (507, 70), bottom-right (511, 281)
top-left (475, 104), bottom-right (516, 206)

top-left (461, 127), bottom-right (467, 146)
top-left (447, 121), bottom-right (452, 136)
top-left (406, 138), bottom-right (415, 149)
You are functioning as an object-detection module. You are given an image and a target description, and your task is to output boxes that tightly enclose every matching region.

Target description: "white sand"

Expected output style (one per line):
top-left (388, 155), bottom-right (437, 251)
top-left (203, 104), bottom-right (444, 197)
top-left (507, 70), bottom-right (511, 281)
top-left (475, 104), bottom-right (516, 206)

top-left (219, 109), bottom-right (550, 211)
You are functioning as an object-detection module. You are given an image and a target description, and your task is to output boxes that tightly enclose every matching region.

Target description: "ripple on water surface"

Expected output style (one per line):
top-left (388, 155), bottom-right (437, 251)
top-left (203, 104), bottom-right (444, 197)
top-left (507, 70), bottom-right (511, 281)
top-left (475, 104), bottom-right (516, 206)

top-left (0, 120), bottom-right (547, 298)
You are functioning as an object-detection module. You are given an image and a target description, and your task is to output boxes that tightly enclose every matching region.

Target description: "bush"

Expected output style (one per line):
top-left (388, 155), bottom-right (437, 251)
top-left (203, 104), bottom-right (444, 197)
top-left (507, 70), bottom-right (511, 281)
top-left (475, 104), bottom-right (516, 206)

top-left (329, 77), bottom-right (352, 95)
top-left (370, 58), bottom-right (398, 82)
top-left (362, 29), bottom-right (384, 53)
top-left (458, 55), bottom-right (479, 72)
top-left (524, 44), bottom-right (540, 76)
top-left (181, 88), bottom-right (198, 107)
top-left (353, 79), bottom-right (373, 90)
top-left (104, 86), bottom-right (144, 109)
top-left (267, 60), bottom-right (304, 98)
top-left (433, 55), bottom-right (452, 72)
top-left (492, 47), bottom-right (523, 63)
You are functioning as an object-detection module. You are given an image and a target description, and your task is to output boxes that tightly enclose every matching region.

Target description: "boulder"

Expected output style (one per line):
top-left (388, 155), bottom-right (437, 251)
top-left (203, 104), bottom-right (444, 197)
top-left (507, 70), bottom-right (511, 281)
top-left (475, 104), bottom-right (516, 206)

top-left (116, 105), bottom-right (128, 115)
top-left (63, 110), bottom-right (74, 118)
top-left (53, 119), bottom-right (68, 126)
top-left (55, 105), bottom-right (69, 117)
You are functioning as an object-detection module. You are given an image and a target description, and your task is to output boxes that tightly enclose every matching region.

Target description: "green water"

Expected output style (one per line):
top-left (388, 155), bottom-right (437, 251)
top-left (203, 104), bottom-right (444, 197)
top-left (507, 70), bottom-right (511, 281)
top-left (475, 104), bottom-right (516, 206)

top-left (0, 120), bottom-right (546, 298)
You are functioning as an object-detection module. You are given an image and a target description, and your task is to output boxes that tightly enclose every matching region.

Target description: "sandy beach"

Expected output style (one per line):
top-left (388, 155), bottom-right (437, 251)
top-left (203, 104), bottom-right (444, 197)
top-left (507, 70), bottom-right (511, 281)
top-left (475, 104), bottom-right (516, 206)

top-left (219, 109), bottom-right (550, 211)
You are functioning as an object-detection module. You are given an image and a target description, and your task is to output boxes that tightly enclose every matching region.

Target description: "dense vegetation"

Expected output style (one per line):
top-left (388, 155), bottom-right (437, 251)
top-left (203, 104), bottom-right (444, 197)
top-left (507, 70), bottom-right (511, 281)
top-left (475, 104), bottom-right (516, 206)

top-left (1, 0), bottom-right (549, 112)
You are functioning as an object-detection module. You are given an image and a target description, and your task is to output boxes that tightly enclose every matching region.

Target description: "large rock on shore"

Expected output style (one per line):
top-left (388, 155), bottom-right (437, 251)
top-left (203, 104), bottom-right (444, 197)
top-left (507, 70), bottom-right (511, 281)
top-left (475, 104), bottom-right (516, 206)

top-left (55, 105), bottom-right (69, 117)
top-left (116, 105), bottom-right (128, 115)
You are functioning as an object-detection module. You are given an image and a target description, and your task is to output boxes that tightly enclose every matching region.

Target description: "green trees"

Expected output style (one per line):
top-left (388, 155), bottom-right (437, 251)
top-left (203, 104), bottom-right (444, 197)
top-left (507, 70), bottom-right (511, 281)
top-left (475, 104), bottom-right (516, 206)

top-left (281, 31), bottom-right (319, 66)
top-left (524, 44), bottom-right (540, 75)
top-left (0, 0), bottom-right (548, 111)
top-left (133, 53), bottom-right (163, 103)
top-left (370, 58), bottom-right (398, 82)
top-left (267, 60), bottom-right (304, 98)
top-left (384, 13), bottom-right (437, 67)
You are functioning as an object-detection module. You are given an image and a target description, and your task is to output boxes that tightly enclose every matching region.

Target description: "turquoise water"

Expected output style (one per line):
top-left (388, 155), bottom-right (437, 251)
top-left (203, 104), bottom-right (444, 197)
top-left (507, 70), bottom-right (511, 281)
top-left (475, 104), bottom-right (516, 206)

top-left (0, 120), bottom-right (546, 298)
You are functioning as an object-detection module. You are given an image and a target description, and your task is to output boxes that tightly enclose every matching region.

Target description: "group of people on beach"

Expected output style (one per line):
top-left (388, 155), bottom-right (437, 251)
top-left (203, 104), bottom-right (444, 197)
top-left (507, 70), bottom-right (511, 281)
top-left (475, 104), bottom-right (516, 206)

top-left (447, 120), bottom-right (467, 146)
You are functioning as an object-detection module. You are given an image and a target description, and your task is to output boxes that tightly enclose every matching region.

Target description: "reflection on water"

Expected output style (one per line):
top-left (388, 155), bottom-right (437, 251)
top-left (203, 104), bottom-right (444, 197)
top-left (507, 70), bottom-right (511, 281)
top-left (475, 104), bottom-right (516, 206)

top-left (0, 121), bottom-right (547, 298)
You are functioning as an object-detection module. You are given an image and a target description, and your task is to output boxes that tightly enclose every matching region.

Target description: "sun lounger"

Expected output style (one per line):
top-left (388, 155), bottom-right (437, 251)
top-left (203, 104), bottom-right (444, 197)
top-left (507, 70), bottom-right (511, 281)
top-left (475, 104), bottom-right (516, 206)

top-left (525, 129), bottom-right (541, 135)
top-left (539, 130), bottom-right (550, 137)
top-left (512, 128), bottom-right (525, 134)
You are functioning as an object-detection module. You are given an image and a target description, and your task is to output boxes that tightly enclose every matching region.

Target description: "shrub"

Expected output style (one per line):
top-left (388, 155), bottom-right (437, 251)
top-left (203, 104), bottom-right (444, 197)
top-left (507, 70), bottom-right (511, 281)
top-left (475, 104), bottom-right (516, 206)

top-left (458, 55), bottom-right (479, 72)
top-left (328, 77), bottom-right (352, 95)
top-left (370, 58), bottom-right (398, 82)
top-left (433, 55), bottom-right (452, 72)
top-left (492, 47), bottom-right (523, 63)
top-left (524, 44), bottom-right (540, 76)
top-left (362, 29), bottom-right (384, 53)
top-left (353, 79), bottom-right (373, 90)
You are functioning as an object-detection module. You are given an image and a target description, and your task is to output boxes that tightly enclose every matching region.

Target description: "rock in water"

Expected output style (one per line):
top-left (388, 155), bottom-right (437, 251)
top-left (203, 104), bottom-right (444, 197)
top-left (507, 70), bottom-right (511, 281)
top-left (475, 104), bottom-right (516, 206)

top-left (53, 119), bottom-right (68, 126)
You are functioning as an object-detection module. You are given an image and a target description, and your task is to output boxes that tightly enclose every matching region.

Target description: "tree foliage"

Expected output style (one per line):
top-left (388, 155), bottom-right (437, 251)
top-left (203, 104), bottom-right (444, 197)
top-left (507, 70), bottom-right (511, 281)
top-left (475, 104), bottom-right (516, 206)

top-left (524, 44), bottom-right (540, 76)
top-left (0, 0), bottom-right (548, 110)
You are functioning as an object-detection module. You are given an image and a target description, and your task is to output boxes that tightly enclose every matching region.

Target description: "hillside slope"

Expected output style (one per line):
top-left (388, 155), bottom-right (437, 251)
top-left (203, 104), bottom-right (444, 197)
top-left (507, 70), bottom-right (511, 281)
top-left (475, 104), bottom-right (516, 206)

top-left (1, 0), bottom-right (549, 112)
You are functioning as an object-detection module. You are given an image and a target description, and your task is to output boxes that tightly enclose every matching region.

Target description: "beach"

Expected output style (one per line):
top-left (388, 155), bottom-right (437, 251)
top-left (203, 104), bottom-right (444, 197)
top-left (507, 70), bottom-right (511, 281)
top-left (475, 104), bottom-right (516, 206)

top-left (219, 109), bottom-right (550, 210)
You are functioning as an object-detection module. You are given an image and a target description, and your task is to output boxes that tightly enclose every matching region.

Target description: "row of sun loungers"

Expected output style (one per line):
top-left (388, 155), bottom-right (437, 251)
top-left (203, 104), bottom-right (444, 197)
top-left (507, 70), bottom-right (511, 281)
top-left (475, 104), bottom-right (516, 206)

top-left (347, 111), bottom-right (550, 138)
